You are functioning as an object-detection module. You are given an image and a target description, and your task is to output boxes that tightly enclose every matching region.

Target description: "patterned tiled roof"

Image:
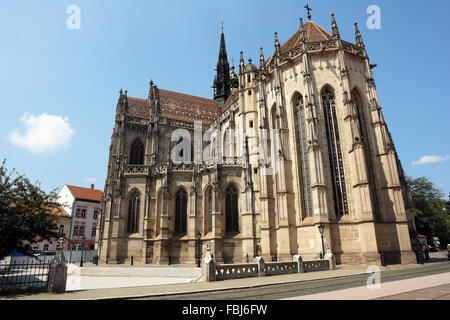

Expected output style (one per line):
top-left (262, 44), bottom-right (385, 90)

top-left (127, 89), bottom-right (219, 125)
top-left (280, 20), bottom-right (332, 54)
top-left (67, 185), bottom-right (103, 202)
top-left (222, 89), bottom-right (239, 113)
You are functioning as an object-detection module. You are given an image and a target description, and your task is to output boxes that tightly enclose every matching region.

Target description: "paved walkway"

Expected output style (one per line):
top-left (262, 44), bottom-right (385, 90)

top-left (6, 268), bottom-right (366, 300)
top-left (284, 271), bottom-right (450, 300)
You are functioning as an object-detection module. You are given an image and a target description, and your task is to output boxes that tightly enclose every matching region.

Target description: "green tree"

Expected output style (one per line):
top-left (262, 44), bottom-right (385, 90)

top-left (406, 176), bottom-right (450, 248)
top-left (0, 160), bottom-right (59, 260)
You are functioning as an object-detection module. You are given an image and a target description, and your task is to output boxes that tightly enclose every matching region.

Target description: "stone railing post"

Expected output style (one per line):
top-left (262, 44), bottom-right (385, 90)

top-left (254, 256), bottom-right (265, 277)
top-left (293, 255), bottom-right (304, 273)
top-left (202, 242), bottom-right (216, 282)
top-left (48, 238), bottom-right (68, 293)
top-left (324, 248), bottom-right (336, 270)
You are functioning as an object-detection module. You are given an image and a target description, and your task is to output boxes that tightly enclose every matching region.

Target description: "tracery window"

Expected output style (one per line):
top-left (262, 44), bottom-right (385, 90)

top-left (129, 138), bottom-right (144, 165)
top-left (353, 89), bottom-right (380, 220)
top-left (322, 88), bottom-right (349, 216)
top-left (127, 190), bottom-right (140, 233)
top-left (204, 187), bottom-right (212, 234)
top-left (175, 189), bottom-right (187, 235)
top-left (225, 185), bottom-right (239, 233)
top-left (295, 94), bottom-right (313, 217)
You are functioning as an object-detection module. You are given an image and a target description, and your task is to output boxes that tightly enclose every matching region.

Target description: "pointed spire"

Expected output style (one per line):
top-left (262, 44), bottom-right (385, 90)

top-left (331, 13), bottom-right (340, 40)
top-left (299, 18), bottom-right (306, 43)
top-left (274, 32), bottom-right (280, 56)
top-left (354, 22), bottom-right (365, 48)
top-left (259, 47), bottom-right (265, 69)
top-left (213, 28), bottom-right (231, 103)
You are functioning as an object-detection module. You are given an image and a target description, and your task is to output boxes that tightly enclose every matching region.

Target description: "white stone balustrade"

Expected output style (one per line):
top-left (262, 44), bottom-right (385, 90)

top-left (202, 253), bottom-right (334, 282)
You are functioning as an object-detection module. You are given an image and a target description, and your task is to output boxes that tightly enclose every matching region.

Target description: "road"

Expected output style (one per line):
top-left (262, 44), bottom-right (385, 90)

top-left (134, 262), bottom-right (450, 300)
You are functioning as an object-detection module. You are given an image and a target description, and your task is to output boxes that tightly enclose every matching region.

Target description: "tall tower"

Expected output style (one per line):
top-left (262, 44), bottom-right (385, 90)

top-left (213, 29), bottom-right (231, 107)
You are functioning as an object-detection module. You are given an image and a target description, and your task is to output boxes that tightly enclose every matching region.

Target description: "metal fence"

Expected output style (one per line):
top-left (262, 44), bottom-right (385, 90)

top-left (0, 259), bottom-right (51, 293)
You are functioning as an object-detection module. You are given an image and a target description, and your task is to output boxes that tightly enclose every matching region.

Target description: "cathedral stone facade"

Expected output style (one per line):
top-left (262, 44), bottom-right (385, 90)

top-left (96, 14), bottom-right (418, 266)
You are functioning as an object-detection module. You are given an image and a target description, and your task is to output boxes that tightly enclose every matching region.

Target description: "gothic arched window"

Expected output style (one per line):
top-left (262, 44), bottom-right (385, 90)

top-left (322, 88), bottom-right (349, 216)
top-left (295, 94), bottom-right (313, 218)
top-left (129, 139), bottom-right (144, 165)
top-left (204, 186), bottom-right (212, 234)
top-left (353, 89), bottom-right (380, 220)
top-left (127, 190), bottom-right (140, 234)
top-left (174, 189), bottom-right (187, 235)
top-left (225, 185), bottom-right (239, 233)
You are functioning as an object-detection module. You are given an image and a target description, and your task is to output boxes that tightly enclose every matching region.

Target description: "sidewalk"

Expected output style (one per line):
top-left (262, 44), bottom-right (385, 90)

top-left (284, 272), bottom-right (450, 300)
top-left (6, 268), bottom-right (366, 300)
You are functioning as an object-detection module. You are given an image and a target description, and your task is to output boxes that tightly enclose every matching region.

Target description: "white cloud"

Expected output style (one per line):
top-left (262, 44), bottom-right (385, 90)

top-left (85, 177), bottom-right (96, 183)
top-left (9, 112), bottom-right (75, 153)
top-left (412, 155), bottom-right (450, 166)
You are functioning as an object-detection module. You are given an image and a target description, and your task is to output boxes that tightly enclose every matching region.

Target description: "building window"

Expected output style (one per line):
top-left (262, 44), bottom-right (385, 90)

top-left (43, 244), bottom-right (49, 251)
top-left (94, 210), bottom-right (98, 220)
top-left (174, 189), bottom-right (187, 235)
top-left (77, 245), bottom-right (82, 251)
top-left (74, 226), bottom-right (79, 235)
top-left (72, 244), bottom-right (77, 250)
top-left (89, 244), bottom-right (95, 250)
top-left (295, 94), bottom-right (312, 218)
top-left (81, 209), bottom-right (86, 218)
top-left (322, 88), bottom-right (348, 216)
top-left (129, 138), bottom-right (144, 165)
top-left (204, 187), bottom-right (212, 234)
top-left (127, 190), bottom-right (141, 234)
top-left (59, 225), bottom-right (64, 236)
top-left (75, 209), bottom-right (81, 217)
top-left (352, 89), bottom-right (380, 221)
top-left (225, 185), bottom-right (239, 234)
top-left (249, 120), bottom-right (254, 128)
top-left (79, 226), bottom-right (85, 235)
top-left (91, 228), bottom-right (96, 237)
top-left (248, 75), bottom-right (251, 83)
top-left (248, 90), bottom-right (252, 96)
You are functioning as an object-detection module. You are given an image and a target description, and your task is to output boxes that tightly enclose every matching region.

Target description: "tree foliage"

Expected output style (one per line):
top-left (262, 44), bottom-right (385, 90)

top-left (406, 176), bottom-right (450, 248)
top-left (0, 160), bottom-right (59, 260)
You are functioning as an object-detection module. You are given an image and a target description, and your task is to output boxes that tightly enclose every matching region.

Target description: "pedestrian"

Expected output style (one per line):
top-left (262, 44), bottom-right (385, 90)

top-left (422, 244), bottom-right (430, 261)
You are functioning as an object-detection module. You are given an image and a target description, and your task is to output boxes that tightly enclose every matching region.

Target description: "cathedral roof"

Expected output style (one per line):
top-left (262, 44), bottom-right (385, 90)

top-left (280, 20), bottom-right (332, 54)
top-left (222, 89), bottom-right (239, 112)
top-left (127, 89), bottom-right (219, 125)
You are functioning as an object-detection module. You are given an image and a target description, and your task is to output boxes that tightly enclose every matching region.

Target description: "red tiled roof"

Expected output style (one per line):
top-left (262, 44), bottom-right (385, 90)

top-left (280, 20), bottom-right (332, 54)
top-left (127, 89), bottom-right (219, 125)
top-left (67, 185), bottom-right (103, 202)
top-left (50, 204), bottom-right (70, 218)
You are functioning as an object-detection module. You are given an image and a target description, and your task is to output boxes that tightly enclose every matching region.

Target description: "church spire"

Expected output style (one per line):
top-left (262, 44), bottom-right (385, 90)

top-left (354, 22), bottom-right (365, 48)
top-left (331, 13), bottom-right (341, 40)
top-left (213, 27), bottom-right (231, 106)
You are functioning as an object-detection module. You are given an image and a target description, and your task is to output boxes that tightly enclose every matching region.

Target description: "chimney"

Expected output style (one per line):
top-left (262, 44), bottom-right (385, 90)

top-left (90, 184), bottom-right (94, 189)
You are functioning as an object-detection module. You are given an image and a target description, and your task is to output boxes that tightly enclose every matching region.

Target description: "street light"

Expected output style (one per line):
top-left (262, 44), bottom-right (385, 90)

top-left (317, 223), bottom-right (325, 259)
top-left (80, 235), bottom-right (86, 267)
top-left (196, 232), bottom-right (202, 268)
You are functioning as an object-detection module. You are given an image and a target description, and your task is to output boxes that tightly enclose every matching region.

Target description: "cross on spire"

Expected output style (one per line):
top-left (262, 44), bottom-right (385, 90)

top-left (304, 4), bottom-right (312, 20)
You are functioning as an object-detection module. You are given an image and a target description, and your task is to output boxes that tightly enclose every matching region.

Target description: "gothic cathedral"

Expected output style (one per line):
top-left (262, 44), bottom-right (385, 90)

top-left (96, 13), bottom-right (418, 266)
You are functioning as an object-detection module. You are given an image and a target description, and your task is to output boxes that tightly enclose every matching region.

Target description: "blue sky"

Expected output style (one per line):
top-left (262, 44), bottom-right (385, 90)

top-left (1, 0), bottom-right (449, 198)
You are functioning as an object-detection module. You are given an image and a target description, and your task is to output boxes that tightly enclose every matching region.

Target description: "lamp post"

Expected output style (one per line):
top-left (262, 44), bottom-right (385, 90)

top-left (196, 232), bottom-right (202, 268)
top-left (317, 223), bottom-right (325, 259)
top-left (80, 235), bottom-right (86, 267)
